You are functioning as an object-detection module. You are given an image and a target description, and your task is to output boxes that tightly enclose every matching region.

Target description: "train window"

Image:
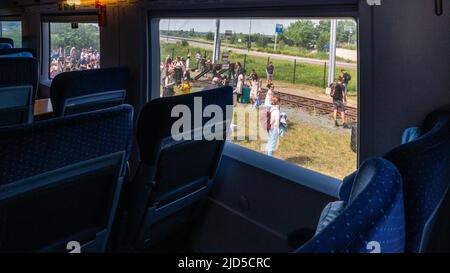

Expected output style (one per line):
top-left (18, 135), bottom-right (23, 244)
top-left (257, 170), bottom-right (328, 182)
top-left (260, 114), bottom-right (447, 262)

top-left (49, 22), bottom-right (100, 78)
top-left (157, 18), bottom-right (358, 179)
top-left (0, 20), bottom-right (22, 47)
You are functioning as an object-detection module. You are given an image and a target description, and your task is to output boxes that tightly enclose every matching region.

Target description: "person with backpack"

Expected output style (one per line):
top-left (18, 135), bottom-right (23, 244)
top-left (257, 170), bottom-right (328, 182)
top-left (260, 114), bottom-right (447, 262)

top-left (341, 69), bottom-right (351, 96)
top-left (330, 77), bottom-right (347, 126)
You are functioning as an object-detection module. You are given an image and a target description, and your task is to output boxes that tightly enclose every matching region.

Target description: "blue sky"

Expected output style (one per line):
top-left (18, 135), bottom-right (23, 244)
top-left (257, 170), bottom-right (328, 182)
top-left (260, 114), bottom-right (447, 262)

top-left (160, 19), bottom-right (299, 36)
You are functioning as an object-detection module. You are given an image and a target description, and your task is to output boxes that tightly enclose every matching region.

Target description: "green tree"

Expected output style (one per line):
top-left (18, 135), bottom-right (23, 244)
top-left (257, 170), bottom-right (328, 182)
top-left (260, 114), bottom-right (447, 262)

top-left (205, 31), bottom-right (214, 41)
top-left (283, 20), bottom-right (317, 49)
top-left (337, 20), bottom-right (356, 45)
top-left (252, 33), bottom-right (271, 48)
top-left (50, 23), bottom-right (100, 51)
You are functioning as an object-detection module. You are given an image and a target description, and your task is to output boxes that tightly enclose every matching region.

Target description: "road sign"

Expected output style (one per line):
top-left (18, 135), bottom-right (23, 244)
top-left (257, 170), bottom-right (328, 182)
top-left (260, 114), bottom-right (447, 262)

top-left (275, 24), bottom-right (283, 33)
top-left (224, 30), bottom-right (232, 40)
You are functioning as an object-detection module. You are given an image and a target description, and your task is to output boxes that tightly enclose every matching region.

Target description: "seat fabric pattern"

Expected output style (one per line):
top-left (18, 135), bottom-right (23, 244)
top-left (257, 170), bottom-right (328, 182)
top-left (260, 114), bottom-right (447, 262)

top-left (297, 157), bottom-right (405, 253)
top-left (0, 57), bottom-right (38, 103)
top-left (0, 104), bottom-right (134, 184)
top-left (384, 110), bottom-right (450, 252)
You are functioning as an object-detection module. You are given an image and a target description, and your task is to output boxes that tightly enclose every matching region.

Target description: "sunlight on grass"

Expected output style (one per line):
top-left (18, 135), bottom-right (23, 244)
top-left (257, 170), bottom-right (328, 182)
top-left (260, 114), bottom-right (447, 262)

top-left (229, 104), bottom-right (356, 180)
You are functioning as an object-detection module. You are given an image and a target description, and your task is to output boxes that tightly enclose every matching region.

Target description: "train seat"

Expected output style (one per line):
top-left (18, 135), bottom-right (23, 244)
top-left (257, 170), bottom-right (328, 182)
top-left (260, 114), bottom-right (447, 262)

top-left (0, 37), bottom-right (14, 48)
top-left (296, 157), bottom-right (405, 253)
top-left (0, 104), bottom-right (134, 252)
top-left (115, 86), bottom-right (233, 251)
top-left (384, 109), bottom-right (450, 252)
top-left (0, 43), bottom-right (12, 49)
top-left (0, 57), bottom-right (39, 125)
top-left (0, 48), bottom-right (36, 58)
top-left (50, 67), bottom-right (129, 117)
top-left (0, 85), bottom-right (34, 126)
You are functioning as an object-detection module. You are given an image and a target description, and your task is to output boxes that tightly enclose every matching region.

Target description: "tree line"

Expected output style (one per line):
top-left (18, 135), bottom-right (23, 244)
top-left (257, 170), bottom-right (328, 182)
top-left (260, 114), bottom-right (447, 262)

top-left (163, 19), bottom-right (356, 51)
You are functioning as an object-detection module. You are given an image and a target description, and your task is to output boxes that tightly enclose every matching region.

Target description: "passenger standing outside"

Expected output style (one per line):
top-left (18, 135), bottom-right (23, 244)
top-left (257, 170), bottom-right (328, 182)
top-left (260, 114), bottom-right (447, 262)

top-left (174, 56), bottom-right (184, 85)
top-left (331, 77), bottom-right (347, 126)
top-left (266, 95), bottom-right (280, 156)
top-left (266, 61), bottom-right (274, 84)
top-left (186, 52), bottom-right (191, 71)
top-left (341, 69), bottom-right (351, 96)
top-left (234, 74), bottom-right (244, 103)
top-left (180, 77), bottom-right (191, 95)
top-left (163, 70), bottom-right (176, 97)
top-left (203, 77), bottom-right (220, 91)
top-left (264, 83), bottom-right (274, 112)
top-left (196, 51), bottom-right (201, 71)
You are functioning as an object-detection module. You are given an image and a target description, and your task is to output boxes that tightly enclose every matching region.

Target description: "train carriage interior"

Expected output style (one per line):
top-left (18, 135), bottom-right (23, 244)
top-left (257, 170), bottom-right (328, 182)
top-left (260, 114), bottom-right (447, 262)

top-left (0, 0), bottom-right (449, 257)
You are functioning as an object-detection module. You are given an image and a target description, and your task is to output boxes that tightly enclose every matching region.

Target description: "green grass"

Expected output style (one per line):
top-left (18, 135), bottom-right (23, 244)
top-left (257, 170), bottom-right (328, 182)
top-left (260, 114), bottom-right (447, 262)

top-left (161, 43), bottom-right (358, 94)
top-left (179, 36), bottom-right (355, 63)
top-left (230, 104), bottom-right (356, 179)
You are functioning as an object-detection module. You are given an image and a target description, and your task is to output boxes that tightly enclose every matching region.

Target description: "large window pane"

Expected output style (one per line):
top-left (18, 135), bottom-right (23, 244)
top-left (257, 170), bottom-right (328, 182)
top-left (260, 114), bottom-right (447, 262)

top-left (0, 21), bottom-right (22, 47)
top-left (158, 18), bottom-right (358, 179)
top-left (49, 22), bottom-right (100, 79)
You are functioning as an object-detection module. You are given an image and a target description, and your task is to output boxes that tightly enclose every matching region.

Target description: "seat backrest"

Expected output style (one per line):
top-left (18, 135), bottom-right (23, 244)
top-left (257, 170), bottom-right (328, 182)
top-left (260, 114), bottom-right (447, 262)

top-left (384, 109), bottom-right (450, 252)
top-left (0, 48), bottom-right (36, 57)
top-left (0, 85), bottom-right (33, 126)
top-left (0, 38), bottom-right (14, 48)
top-left (0, 43), bottom-right (12, 49)
top-left (0, 57), bottom-right (39, 105)
top-left (297, 157), bottom-right (405, 253)
top-left (0, 104), bottom-right (134, 252)
top-left (119, 86), bottom-right (233, 249)
top-left (50, 67), bottom-right (129, 117)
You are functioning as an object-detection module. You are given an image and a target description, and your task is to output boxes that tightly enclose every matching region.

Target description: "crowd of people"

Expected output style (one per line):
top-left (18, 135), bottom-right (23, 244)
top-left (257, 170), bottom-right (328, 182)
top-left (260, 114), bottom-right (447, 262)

top-left (161, 54), bottom-right (194, 97)
top-left (160, 51), bottom-right (353, 156)
top-left (50, 47), bottom-right (100, 78)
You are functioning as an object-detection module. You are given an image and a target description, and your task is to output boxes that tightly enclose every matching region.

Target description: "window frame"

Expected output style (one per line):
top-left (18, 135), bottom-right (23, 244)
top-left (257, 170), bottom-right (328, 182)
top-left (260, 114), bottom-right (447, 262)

top-left (41, 12), bottom-right (100, 81)
top-left (146, 2), bottom-right (360, 191)
top-left (0, 16), bottom-right (23, 47)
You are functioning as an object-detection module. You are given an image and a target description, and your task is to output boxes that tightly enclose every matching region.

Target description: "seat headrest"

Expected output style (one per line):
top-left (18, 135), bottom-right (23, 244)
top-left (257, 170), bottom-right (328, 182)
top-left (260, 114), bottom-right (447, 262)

top-left (0, 52), bottom-right (33, 58)
top-left (50, 67), bottom-right (129, 116)
top-left (0, 38), bottom-right (14, 47)
top-left (137, 86), bottom-right (233, 165)
top-left (0, 48), bottom-right (36, 57)
top-left (0, 43), bottom-right (13, 49)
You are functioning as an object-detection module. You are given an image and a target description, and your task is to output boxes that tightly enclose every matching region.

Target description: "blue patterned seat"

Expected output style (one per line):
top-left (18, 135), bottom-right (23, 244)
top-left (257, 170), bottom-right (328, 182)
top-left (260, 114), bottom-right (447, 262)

top-left (384, 109), bottom-right (450, 252)
top-left (0, 48), bottom-right (36, 57)
top-left (0, 57), bottom-right (39, 126)
top-left (0, 37), bottom-right (14, 48)
top-left (296, 157), bottom-right (405, 253)
top-left (0, 104), bottom-right (134, 252)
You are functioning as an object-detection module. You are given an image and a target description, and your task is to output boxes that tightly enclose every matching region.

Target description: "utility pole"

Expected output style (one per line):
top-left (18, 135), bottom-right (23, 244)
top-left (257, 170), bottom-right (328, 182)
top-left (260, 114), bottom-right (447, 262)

top-left (167, 19), bottom-right (170, 42)
top-left (212, 19), bottom-right (221, 64)
top-left (274, 32), bottom-right (278, 51)
top-left (247, 19), bottom-right (252, 52)
top-left (327, 19), bottom-right (337, 87)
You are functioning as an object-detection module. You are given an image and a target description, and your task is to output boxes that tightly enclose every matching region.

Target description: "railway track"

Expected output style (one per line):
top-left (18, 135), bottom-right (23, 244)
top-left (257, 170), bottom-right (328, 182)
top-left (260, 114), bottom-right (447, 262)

top-left (268, 91), bottom-right (358, 122)
top-left (272, 92), bottom-right (358, 122)
top-left (194, 77), bottom-right (358, 122)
